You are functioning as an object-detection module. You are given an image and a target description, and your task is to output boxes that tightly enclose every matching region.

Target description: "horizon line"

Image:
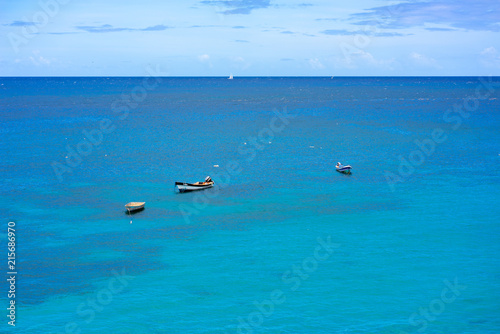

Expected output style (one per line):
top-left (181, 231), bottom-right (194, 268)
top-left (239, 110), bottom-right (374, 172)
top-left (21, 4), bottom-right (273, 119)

top-left (1, 75), bottom-right (499, 78)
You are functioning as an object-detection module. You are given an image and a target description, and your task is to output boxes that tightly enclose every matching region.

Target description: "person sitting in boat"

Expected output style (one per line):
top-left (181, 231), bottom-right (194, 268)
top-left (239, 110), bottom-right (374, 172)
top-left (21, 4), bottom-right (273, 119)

top-left (336, 162), bottom-right (341, 168)
top-left (194, 176), bottom-right (212, 185)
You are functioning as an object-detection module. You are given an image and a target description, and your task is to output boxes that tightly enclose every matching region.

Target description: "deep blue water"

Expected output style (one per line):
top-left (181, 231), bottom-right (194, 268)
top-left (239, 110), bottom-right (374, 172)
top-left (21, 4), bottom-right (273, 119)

top-left (1, 77), bottom-right (499, 333)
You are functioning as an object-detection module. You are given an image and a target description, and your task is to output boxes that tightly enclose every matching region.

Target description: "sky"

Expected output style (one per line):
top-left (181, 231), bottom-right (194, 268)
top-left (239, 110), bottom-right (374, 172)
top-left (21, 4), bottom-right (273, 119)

top-left (1, 0), bottom-right (500, 76)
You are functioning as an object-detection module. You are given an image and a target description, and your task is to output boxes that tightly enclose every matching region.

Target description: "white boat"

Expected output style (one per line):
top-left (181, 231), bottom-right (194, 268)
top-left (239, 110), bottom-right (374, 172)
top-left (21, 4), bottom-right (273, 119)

top-left (336, 162), bottom-right (352, 174)
top-left (228, 74), bottom-right (233, 80)
top-left (176, 176), bottom-right (214, 193)
top-left (125, 202), bottom-right (145, 212)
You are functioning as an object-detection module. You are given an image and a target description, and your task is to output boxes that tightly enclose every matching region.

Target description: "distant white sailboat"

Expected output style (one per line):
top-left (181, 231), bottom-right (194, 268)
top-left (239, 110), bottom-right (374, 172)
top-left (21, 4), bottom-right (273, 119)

top-left (228, 73), bottom-right (233, 80)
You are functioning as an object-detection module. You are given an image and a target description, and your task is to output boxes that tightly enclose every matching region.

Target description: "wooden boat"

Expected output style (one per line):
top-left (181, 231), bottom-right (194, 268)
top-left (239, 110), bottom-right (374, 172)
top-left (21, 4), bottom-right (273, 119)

top-left (125, 202), bottom-right (145, 212)
top-left (176, 176), bottom-right (214, 193)
top-left (336, 162), bottom-right (352, 174)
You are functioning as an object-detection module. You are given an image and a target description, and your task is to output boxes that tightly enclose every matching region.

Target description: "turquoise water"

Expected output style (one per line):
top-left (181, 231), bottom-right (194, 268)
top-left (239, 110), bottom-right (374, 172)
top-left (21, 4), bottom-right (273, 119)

top-left (1, 77), bottom-right (499, 333)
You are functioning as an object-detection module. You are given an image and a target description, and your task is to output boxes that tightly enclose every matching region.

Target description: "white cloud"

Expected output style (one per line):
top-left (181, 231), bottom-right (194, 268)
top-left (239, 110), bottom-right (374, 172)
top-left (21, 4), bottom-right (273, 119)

top-left (480, 47), bottom-right (500, 68)
top-left (198, 54), bottom-right (213, 68)
top-left (29, 50), bottom-right (51, 66)
top-left (481, 47), bottom-right (497, 56)
top-left (198, 54), bottom-right (210, 62)
top-left (231, 56), bottom-right (251, 70)
top-left (353, 50), bottom-right (377, 64)
top-left (409, 52), bottom-right (441, 69)
top-left (309, 58), bottom-right (325, 70)
top-left (335, 49), bottom-right (396, 71)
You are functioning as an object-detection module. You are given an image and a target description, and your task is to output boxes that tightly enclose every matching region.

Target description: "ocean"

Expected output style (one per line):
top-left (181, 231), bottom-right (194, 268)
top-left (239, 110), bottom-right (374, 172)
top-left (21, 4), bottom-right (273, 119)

top-left (1, 77), bottom-right (499, 333)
